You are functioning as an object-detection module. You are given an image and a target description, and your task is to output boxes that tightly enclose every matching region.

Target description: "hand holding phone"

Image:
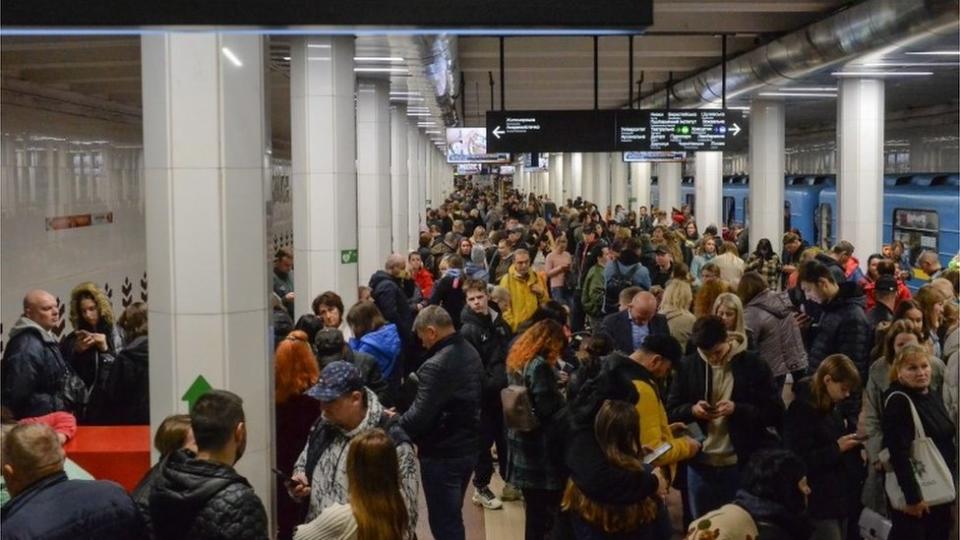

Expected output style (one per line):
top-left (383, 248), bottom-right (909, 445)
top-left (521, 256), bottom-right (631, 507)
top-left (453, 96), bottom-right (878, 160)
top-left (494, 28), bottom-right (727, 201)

top-left (643, 442), bottom-right (673, 465)
top-left (692, 400), bottom-right (715, 420)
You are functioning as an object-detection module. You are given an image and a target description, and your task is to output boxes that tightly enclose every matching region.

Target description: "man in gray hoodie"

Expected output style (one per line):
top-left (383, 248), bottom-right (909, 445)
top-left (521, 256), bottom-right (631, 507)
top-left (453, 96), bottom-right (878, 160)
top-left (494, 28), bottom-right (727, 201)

top-left (1, 289), bottom-right (76, 418)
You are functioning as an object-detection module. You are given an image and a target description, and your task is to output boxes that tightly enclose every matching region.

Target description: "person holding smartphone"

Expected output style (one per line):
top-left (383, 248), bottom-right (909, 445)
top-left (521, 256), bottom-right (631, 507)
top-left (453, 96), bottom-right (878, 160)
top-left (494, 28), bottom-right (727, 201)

top-left (783, 354), bottom-right (863, 540)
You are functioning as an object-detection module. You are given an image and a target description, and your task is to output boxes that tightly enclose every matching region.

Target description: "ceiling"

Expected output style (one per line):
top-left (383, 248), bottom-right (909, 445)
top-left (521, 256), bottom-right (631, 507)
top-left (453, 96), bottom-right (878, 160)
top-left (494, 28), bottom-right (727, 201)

top-left (1, 0), bottom-right (957, 155)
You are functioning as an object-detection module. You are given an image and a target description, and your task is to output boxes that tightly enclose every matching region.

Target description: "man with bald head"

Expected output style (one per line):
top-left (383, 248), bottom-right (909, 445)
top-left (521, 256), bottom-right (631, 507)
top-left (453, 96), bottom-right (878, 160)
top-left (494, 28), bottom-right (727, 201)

top-left (600, 290), bottom-right (670, 354)
top-left (369, 253), bottom-right (415, 349)
top-left (1, 423), bottom-right (141, 538)
top-left (1, 290), bottom-right (80, 418)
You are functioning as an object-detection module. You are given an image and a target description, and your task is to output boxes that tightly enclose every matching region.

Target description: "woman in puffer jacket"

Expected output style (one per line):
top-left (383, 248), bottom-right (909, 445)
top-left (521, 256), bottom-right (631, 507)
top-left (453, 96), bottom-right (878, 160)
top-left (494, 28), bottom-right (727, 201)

top-left (346, 301), bottom-right (402, 400)
top-left (737, 272), bottom-right (808, 388)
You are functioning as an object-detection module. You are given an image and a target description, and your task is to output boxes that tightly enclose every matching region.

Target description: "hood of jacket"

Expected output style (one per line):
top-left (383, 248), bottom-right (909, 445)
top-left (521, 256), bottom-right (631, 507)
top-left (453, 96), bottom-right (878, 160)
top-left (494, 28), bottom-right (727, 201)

top-left (8, 316), bottom-right (58, 344)
top-left (68, 281), bottom-right (115, 329)
top-left (747, 289), bottom-right (794, 319)
top-left (369, 270), bottom-right (399, 291)
top-left (149, 449), bottom-right (250, 536)
top-left (698, 332), bottom-right (748, 367)
top-left (353, 323), bottom-right (401, 358)
top-left (660, 305), bottom-right (692, 322)
top-left (825, 281), bottom-right (866, 311)
top-left (733, 489), bottom-right (812, 540)
top-left (460, 305), bottom-right (499, 330)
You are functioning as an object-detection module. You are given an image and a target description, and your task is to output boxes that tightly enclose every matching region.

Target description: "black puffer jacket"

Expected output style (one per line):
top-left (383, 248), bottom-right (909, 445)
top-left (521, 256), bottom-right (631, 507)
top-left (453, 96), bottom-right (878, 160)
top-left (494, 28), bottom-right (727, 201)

top-left (149, 449), bottom-right (268, 540)
top-left (0, 317), bottom-right (73, 417)
top-left (459, 306), bottom-right (511, 402)
top-left (97, 336), bottom-right (149, 425)
top-left (399, 333), bottom-right (483, 458)
top-left (370, 271), bottom-right (414, 345)
top-left (782, 379), bottom-right (862, 519)
top-left (807, 282), bottom-right (870, 376)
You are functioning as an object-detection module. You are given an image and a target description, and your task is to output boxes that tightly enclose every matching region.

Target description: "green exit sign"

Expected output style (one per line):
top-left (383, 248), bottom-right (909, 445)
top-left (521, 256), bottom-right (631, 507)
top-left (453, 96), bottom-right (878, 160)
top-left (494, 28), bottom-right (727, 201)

top-left (340, 249), bottom-right (358, 264)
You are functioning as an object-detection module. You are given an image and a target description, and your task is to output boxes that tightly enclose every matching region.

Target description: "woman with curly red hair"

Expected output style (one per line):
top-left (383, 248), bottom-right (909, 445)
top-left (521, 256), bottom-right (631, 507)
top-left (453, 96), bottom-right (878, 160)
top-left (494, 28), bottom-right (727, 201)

top-left (505, 319), bottom-right (568, 540)
top-left (275, 330), bottom-right (322, 540)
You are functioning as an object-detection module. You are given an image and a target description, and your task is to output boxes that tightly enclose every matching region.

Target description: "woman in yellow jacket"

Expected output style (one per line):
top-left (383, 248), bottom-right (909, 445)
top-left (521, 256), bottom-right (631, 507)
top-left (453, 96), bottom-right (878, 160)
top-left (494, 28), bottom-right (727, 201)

top-left (499, 249), bottom-right (548, 332)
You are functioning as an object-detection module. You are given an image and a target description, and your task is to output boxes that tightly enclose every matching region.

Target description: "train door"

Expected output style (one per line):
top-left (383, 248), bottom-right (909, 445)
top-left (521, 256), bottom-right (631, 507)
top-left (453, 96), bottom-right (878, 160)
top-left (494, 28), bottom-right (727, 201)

top-left (784, 201), bottom-right (791, 232)
top-left (722, 196), bottom-right (735, 228)
top-left (816, 203), bottom-right (833, 248)
top-left (892, 208), bottom-right (940, 275)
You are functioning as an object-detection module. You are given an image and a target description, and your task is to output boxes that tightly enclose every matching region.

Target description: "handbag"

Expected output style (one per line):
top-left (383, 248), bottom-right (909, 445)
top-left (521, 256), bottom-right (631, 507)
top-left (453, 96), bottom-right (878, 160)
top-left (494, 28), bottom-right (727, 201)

top-left (878, 391), bottom-right (956, 510)
top-left (858, 507), bottom-right (891, 540)
top-left (501, 361), bottom-right (540, 432)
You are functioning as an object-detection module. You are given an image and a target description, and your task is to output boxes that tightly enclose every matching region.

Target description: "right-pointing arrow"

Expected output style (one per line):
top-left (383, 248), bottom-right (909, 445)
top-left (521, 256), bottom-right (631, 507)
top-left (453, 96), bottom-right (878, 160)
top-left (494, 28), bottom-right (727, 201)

top-left (730, 123), bottom-right (742, 136)
top-left (492, 126), bottom-right (504, 139)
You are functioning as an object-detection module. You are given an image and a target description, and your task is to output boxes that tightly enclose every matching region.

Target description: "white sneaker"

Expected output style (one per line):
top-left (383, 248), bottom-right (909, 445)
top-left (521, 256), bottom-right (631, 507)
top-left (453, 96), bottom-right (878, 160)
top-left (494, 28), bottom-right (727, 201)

top-left (471, 486), bottom-right (504, 510)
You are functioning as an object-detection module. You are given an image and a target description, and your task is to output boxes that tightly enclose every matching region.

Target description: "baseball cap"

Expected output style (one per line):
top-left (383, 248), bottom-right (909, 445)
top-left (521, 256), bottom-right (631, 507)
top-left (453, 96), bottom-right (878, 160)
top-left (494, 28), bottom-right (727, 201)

top-left (640, 334), bottom-right (683, 364)
top-left (875, 275), bottom-right (898, 293)
top-left (306, 361), bottom-right (364, 402)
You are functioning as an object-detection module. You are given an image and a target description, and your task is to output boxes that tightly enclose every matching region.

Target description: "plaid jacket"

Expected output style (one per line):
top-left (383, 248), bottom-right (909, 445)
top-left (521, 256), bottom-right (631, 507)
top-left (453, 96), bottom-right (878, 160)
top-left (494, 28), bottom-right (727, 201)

top-left (506, 356), bottom-right (567, 490)
top-left (746, 253), bottom-right (782, 291)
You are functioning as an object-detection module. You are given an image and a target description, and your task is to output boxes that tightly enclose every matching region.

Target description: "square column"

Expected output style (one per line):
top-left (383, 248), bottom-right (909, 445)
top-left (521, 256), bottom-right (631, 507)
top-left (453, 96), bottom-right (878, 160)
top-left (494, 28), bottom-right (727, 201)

top-left (837, 77), bottom-right (884, 267)
top-left (695, 152), bottom-right (723, 231)
top-left (631, 162), bottom-right (652, 210)
top-left (291, 36), bottom-right (358, 311)
top-left (594, 152), bottom-right (611, 215)
top-left (612, 155), bottom-right (628, 210)
top-left (406, 124), bottom-right (422, 238)
top-left (141, 33), bottom-right (272, 507)
top-left (581, 153), bottom-right (595, 203)
top-left (749, 99), bottom-right (786, 253)
top-left (561, 153), bottom-right (573, 202)
top-left (570, 152), bottom-right (583, 199)
top-left (549, 153), bottom-right (564, 204)
top-left (657, 162), bottom-right (682, 215)
top-left (391, 106), bottom-right (410, 252)
top-left (357, 79), bottom-right (392, 281)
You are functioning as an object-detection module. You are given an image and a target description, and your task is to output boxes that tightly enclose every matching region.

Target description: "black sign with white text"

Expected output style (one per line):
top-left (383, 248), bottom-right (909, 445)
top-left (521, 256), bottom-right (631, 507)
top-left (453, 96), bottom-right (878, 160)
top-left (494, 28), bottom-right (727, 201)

top-left (486, 109), bottom-right (747, 153)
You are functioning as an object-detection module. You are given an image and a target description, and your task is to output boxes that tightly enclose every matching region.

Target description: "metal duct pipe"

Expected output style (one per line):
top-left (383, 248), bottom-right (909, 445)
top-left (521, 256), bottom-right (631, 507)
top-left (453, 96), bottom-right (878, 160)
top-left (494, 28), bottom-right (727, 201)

top-left (638, 0), bottom-right (959, 109)
top-left (411, 34), bottom-right (460, 126)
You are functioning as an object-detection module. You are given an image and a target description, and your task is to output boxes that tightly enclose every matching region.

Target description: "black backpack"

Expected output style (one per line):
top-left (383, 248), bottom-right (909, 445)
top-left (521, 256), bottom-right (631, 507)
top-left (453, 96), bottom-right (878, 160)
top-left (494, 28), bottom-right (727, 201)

top-left (602, 263), bottom-right (638, 315)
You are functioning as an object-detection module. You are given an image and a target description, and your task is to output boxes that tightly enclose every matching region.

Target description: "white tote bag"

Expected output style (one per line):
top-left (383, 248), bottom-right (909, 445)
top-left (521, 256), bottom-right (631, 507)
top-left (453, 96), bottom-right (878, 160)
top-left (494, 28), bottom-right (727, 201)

top-left (879, 391), bottom-right (956, 510)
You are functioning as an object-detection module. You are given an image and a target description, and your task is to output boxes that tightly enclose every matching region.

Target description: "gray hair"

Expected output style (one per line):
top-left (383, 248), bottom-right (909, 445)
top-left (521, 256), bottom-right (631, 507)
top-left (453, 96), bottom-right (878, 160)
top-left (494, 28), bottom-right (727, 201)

top-left (413, 305), bottom-right (454, 333)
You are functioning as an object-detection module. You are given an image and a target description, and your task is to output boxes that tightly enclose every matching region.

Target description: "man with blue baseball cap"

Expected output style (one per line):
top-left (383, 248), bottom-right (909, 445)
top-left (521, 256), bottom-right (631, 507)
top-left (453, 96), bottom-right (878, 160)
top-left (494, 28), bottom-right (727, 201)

top-left (289, 361), bottom-right (419, 532)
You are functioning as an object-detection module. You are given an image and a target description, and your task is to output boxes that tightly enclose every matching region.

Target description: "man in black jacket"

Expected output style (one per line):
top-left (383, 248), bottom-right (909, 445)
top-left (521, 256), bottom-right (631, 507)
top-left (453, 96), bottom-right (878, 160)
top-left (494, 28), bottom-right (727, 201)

top-left (1, 423), bottom-right (143, 539)
top-left (600, 290), bottom-right (670, 354)
top-left (460, 279), bottom-right (512, 509)
top-left (666, 316), bottom-right (782, 520)
top-left (399, 306), bottom-right (483, 540)
top-left (369, 253), bottom-right (415, 347)
top-left (149, 390), bottom-right (268, 540)
top-left (1, 289), bottom-right (76, 418)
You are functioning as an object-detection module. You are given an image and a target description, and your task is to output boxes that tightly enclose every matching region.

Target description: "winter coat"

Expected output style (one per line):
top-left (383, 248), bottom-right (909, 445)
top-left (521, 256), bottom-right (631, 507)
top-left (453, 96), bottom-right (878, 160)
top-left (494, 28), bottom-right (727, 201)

top-left (944, 327), bottom-right (959, 429)
top-left (506, 355), bottom-right (567, 490)
top-left (713, 252), bottom-right (745, 286)
top-left (783, 379), bottom-right (862, 519)
top-left (149, 449), bottom-right (268, 540)
top-left (60, 324), bottom-right (122, 391)
top-left (581, 264), bottom-right (607, 318)
top-left (690, 253), bottom-right (716, 286)
top-left (349, 323), bottom-right (401, 379)
top-left (743, 290), bottom-right (808, 378)
top-left (429, 269), bottom-right (467, 329)
top-left (459, 306), bottom-right (512, 404)
top-left (745, 253), bottom-right (782, 291)
top-left (1, 471), bottom-right (143, 540)
top-left (599, 310), bottom-right (671, 355)
top-left (399, 333), bottom-right (483, 458)
top-left (500, 266), bottom-right (547, 331)
top-left (1, 316), bottom-right (75, 418)
top-left (807, 282), bottom-right (871, 378)
top-left (369, 271), bottom-right (414, 346)
top-left (603, 260), bottom-right (652, 293)
top-left (661, 306), bottom-right (696, 352)
top-left (666, 336), bottom-right (782, 468)
top-left (274, 394), bottom-right (322, 540)
top-left (412, 267), bottom-right (434, 299)
top-left (733, 490), bottom-right (813, 540)
top-left (97, 335), bottom-right (150, 425)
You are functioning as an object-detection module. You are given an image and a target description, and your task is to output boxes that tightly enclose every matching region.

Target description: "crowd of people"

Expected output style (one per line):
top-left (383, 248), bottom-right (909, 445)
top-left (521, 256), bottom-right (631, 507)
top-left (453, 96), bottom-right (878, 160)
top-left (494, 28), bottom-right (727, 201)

top-left (0, 182), bottom-right (958, 540)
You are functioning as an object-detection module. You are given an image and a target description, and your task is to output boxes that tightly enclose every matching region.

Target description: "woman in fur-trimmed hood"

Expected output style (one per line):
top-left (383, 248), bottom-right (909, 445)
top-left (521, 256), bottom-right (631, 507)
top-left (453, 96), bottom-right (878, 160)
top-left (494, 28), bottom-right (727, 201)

top-left (59, 282), bottom-right (122, 423)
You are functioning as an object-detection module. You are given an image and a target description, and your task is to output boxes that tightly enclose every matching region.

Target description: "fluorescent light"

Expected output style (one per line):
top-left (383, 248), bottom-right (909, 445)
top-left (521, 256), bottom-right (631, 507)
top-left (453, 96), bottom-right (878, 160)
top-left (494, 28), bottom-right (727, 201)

top-left (354, 67), bottom-right (409, 73)
top-left (307, 43), bottom-right (331, 49)
top-left (407, 112), bottom-right (431, 116)
top-left (904, 51), bottom-right (960, 56)
top-left (832, 71), bottom-right (933, 77)
top-left (282, 56), bottom-right (291, 61)
top-left (726, 106), bottom-right (751, 110)
top-left (758, 92), bottom-right (837, 98)
top-left (860, 62), bottom-right (959, 67)
top-left (425, 130), bottom-right (442, 134)
top-left (389, 91), bottom-right (421, 96)
top-left (779, 87), bottom-right (836, 92)
top-left (354, 56), bottom-right (404, 62)
top-left (417, 122), bottom-right (437, 127)
top-left (221, 47), bottom-right (243, 67)
top-left (391, 96), bottom-right (425, 102)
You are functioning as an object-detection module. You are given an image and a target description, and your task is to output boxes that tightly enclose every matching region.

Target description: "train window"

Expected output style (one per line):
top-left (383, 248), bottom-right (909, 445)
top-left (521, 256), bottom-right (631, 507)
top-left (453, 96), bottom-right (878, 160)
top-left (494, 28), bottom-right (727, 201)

top-left (784, 201), bottom-right (791, 232)
top-left (816, 203), bottom-right (833, 249)
top-left (723, 196), bottom-right (735, 228)
top-left (685, 194), bottom-right (695, 209)
top-left (893, 209), bottom-right (939, 267)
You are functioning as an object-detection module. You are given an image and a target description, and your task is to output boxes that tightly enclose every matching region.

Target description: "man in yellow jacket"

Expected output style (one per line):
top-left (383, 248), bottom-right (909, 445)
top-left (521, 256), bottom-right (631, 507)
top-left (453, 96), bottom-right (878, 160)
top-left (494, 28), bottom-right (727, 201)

top-left (606, 334), bottom-right (701, 478)
top-left (498, 248), bottom-right (547, 332)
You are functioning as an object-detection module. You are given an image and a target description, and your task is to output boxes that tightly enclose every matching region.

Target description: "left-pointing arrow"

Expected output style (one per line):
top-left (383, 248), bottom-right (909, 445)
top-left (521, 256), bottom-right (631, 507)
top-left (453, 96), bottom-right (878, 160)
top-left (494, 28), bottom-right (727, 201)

top-left (730, 123), bottom-right (742, 136)
top-left (492, 126), bottom-right (504, 139)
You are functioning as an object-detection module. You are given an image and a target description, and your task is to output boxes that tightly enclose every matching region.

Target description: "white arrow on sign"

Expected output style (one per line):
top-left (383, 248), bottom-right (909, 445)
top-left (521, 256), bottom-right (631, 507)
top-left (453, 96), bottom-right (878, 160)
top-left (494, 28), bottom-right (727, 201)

top-left (492, 126), bottom-right (504, 139)
top-left (730, 123), bottom-right (742, 136)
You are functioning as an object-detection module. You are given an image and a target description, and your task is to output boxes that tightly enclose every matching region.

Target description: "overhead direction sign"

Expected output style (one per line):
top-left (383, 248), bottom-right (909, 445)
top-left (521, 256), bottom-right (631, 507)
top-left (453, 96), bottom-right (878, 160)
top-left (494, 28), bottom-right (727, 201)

top-left (486, 109), bottom-right (747, 153)
top-left (623, 151), bottom-right (687, 162)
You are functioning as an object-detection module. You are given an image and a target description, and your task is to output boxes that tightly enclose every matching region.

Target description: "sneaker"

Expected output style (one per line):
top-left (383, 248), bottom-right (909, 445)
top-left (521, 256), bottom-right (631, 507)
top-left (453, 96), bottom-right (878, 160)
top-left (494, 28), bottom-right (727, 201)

top-left (499, 483), bottom-right (523, 502)
top-left (471, 486), bottom-right (504, 509)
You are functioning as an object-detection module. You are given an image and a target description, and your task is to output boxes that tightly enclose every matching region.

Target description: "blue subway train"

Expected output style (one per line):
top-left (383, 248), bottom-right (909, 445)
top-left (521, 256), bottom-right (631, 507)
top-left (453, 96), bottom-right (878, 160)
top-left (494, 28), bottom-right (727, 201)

top-left (646, 173), bottom-right (959, 282)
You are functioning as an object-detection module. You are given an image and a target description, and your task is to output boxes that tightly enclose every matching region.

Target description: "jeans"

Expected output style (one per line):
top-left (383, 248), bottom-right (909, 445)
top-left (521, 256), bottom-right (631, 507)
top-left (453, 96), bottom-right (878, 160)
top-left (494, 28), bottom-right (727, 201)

top-left (420, 454), bottom-right (478, 540)
top-left (550, 287), bottom-right (573, 309)
top-left (522, 488), bottom-right (563, 540)
top-left (474, 404), bottom-right (508, 489)
top-left (686, 463), bottom-right (740, 519)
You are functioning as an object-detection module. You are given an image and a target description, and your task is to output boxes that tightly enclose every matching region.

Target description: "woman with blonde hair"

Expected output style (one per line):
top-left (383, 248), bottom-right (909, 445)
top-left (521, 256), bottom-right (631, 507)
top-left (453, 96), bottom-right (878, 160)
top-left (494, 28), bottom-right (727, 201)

top-left (660, 280), bottom-right (696, 351)
top-left (294, 429), bottom-right (409, 540)
top-left (562, 400), bottom-right (667, 539)
top-left (505, 319), bottom-right (568, 540)
top-left (915, 284), bottom-right (950, 358)
top-left (713, 292), bottom-right (749, 340)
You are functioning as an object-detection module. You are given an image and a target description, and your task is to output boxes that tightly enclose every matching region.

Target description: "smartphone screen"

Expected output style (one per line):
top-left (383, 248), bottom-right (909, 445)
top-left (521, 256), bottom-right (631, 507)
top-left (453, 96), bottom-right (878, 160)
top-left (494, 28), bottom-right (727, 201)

top-left (643, 442), bottom-right (672, 465)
